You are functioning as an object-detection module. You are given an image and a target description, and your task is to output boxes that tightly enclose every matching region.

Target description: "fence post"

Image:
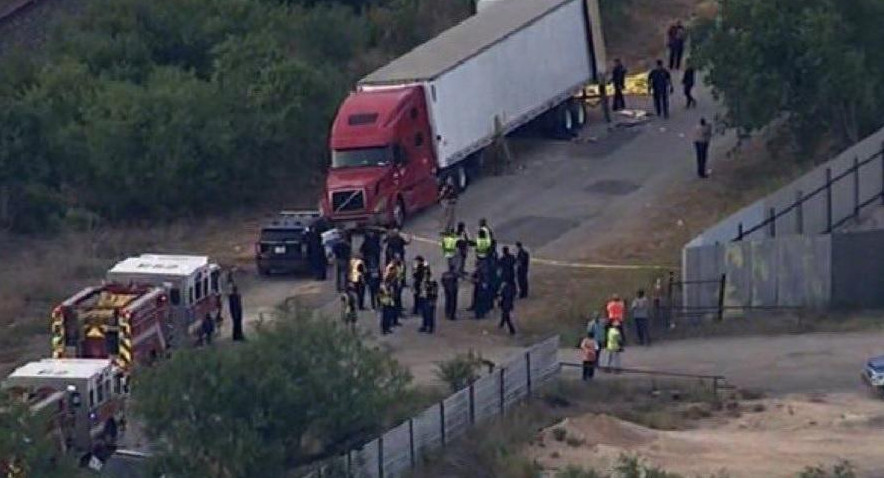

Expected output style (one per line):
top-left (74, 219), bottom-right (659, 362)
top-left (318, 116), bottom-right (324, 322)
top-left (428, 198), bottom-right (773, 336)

top-left (439, 401), bottom-right (446, 447)
top-left (736, 222), bottom-right (744, 241)
top-left (666, 270), bottom-right (675, 321)
top-left (378, 436), bottom-right (384, 478)
top-left (346, 450), bottom-right (352, 478)
top-left (716, 273), bottom-right (726, 322)
top-left (768, 207), bottom-right (776, 238)
top-left (825, 167), bottom-right (833, 232)
top-left (854, 156), bottom-right (861, 218)
top-left (499, 368), bottom-right (505, 416)
top-left (525, 351), bottom-right (532, 398)
top-left (796, 190), bottom-right (804, 234)
top-left (468, 383), bottom-right (476, 424)
top-left (409, 418), bottom-right (416, 469)
top-left (880, 143), bottom-right (884, 205)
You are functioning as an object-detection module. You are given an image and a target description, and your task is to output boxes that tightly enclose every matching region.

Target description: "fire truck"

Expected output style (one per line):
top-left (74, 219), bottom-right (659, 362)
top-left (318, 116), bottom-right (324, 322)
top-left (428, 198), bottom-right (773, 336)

top-left (50, 283), bottom-right (171, 372)
top-left (3, 358), bottom-right (127, 459)
top-left (105, 254), bottom-right (223, 347)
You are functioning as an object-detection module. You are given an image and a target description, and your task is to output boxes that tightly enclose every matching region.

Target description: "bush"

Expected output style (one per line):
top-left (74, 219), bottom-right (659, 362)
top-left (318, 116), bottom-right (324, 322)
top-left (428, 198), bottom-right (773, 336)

top-left (798, 461), bottom-right (856, 478)
top-left (435, 349), bottom-right (487, 393)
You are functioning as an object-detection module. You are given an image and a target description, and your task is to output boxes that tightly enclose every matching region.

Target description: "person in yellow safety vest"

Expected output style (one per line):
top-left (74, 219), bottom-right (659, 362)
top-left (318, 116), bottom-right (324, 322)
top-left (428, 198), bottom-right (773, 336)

top-left (473, 229), bottom-right (492, 261)
top-left (478, 218), bottom-right (495, 250)
top-left (378, 283), bottom-right (394, 335)
top-left (441, 229), bottom-right (459, 272)
top-left (340, 288), bottom-right (357, 332)
top-left (349, 255), bottom-right (366, 310)
top-left (605, 325), bottom-right (623, 372)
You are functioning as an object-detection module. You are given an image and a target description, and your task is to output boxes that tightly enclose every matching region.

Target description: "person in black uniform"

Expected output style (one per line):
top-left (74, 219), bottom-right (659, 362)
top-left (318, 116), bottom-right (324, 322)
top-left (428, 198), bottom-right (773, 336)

top-left (360, 229), bottom-right (382, 271)
top-left (229, 285), bottom-right (245, 341)
top-left (332, 233), bottom-right (352, 292)
top-left (411, 256), bottom-right (429, 316)
top-left (647, 60), bottom-right (673, 119)
top-left (682, 62), bottom-right (696, 109)
top-left (419, 273), bottom-right (439, 334)
top-left (441, 269), bottom-right (458, 321)
top-left (498, 246), bottom-right (516, 288)
top-left (306, 228), bottom-right (326, 281)
top-left (384, 229), bottom-right (409, 266)
top-left (499, 281), bottom-right (516, 335)
top-left (367, 264), bottom-right (381, 310)
top-left (515, 242), bottom-right (530, 299)
top-left (611, 58), bottom-right (627, 111)
top-left (474, 262), bottom-right (491, 320)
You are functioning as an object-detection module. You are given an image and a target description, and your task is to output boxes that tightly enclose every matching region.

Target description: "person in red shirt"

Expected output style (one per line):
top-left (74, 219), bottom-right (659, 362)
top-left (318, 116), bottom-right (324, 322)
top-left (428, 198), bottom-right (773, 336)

top-left (606, 294), bottom-right (625, 326)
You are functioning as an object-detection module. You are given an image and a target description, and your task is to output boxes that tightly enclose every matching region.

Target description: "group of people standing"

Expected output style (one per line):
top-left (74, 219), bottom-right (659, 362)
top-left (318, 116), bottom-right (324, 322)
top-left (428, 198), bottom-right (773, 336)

top-left (336, 218), bottom-right (531, 338)
top-left (578, 289), bottom-right (653, 381)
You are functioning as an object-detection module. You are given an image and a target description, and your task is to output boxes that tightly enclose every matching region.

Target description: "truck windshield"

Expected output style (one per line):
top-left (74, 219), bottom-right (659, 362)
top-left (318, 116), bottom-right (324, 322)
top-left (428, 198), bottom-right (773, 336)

top-left (332, 147), bottom-right (390, 168)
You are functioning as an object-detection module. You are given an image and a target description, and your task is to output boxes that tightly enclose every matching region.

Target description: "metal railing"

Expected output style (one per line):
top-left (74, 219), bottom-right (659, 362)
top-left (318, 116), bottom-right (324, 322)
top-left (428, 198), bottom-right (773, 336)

top-left (735, 147), bottom-right (884, 241)
top-left (560, 362), bottom-right (729, 400)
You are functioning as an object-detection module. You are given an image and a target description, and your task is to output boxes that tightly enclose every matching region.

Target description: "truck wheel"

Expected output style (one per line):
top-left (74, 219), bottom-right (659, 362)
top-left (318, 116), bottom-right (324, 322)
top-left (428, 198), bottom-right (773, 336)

top-left (103, 419), bottom-right (118, 445)
top-left (558, 105), bottom-right (575, 138)
top-left (392, 198), bottom-right (406, 229)
top-left (571, 99), bottom-right (586, 129)
top-left (258, 266), bottom-right (270, 277)
top-left (456, 165), bottom-right (469, 192)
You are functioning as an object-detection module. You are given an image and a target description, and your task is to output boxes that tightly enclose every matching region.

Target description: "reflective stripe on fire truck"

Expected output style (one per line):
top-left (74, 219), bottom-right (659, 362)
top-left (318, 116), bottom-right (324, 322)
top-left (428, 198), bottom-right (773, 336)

top-left (85, 324), bottom-right (105, 339)
top-left (50, 308), bottom-right (64, 358)
top-left (116, 314), bottom-right (133, 370)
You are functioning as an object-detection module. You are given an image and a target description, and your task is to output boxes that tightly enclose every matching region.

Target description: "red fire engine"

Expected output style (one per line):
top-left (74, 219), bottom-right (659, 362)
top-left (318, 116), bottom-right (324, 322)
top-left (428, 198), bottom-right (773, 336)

top-left (50, 283), bottom-right (170, 371)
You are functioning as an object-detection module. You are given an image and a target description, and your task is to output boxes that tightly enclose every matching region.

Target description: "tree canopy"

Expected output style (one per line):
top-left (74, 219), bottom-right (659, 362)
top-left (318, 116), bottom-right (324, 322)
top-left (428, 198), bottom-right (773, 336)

top-left (692, 0), bottom-right (884, 149)
top-left (132, 308), bottom-right (410, 478)
top-left (0, 0), bottom-right (473, 232)
top-left (0, 392), bottom-right (84, 478)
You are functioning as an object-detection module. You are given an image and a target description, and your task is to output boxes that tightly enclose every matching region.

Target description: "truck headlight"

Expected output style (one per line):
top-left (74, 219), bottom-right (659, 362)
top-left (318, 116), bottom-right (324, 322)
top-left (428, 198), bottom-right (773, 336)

top-left (373, 196), bottom-right (387, 214)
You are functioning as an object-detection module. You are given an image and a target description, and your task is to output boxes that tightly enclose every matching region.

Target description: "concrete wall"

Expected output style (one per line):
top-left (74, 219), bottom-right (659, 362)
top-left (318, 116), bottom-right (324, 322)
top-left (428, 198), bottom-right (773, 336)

top-left (688, 127), bottom-right (884, 247)
top-left (831, 230), bottom-right (884, 308)
top-left (684, 235), bottom-right (832, 310)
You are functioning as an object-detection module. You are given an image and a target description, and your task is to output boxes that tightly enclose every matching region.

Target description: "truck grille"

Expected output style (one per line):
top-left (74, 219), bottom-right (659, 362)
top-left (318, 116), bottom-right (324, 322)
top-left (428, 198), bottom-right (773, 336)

top-left (331, 190), bottom-right (365, 213)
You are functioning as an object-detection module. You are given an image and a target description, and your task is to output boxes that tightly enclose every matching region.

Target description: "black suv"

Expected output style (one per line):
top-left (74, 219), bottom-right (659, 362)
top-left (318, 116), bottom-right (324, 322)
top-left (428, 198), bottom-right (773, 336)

top-left (255, 211), bottom-right (329, 275)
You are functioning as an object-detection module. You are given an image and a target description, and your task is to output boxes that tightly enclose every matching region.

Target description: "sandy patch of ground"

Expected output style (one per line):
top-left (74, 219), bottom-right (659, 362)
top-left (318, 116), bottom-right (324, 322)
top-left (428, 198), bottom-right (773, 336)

top-left (530, 393), bottom-right (884, 478)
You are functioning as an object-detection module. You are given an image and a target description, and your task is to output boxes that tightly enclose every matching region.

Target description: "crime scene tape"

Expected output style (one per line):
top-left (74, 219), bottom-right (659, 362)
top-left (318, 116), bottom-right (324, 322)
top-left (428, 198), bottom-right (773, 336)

top-left (408, 233), bottom-right (671, 271)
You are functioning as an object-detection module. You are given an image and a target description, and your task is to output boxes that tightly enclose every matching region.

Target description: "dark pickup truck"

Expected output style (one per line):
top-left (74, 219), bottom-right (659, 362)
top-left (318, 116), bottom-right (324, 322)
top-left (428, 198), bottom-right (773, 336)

top-left (255, 211), bottom-right (330, 276)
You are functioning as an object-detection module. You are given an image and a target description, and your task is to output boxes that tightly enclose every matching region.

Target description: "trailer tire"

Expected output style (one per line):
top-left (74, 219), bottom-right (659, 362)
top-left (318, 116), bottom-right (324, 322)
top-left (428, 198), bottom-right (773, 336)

top-left (456, 165), bottom-right (469, 192)
top-left (556, 104), bottom-right (575, 139)
top-left (571, 99), bottom-right (586, 129)
top-left (392, 198), bottom-right (406, 229)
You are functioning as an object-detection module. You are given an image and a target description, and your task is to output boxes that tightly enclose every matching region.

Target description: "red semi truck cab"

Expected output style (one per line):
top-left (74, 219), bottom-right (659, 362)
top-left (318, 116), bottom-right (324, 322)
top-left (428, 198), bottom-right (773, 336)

top-left (322, 86), bottom-right (440, 229)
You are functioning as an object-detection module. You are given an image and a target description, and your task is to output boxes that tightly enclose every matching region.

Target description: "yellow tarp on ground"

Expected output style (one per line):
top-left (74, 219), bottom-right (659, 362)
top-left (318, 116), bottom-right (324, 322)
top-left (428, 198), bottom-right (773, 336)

top-left (583, 70), bottom-right (650, 104)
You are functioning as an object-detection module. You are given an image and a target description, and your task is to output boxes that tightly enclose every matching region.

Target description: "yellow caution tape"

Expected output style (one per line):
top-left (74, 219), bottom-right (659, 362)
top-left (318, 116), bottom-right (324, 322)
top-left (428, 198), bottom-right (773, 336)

top-left (408, 234), bottom-right (671, 271)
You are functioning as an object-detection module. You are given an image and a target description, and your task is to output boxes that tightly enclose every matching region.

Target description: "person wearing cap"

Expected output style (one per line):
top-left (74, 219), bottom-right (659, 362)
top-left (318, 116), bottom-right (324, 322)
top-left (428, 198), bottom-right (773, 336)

top-left (412, 256), bottom-right (430, 316)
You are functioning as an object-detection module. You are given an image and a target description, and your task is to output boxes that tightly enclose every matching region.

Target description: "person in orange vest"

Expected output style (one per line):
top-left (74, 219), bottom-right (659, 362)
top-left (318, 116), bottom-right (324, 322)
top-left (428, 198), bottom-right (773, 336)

top-left (606, 294), bottom-right (626, 326)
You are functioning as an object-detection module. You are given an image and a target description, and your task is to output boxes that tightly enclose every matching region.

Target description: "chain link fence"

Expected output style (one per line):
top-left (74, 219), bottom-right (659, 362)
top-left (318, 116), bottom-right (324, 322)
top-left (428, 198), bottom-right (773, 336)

top-left (304, 335), bottom-right (560, 478)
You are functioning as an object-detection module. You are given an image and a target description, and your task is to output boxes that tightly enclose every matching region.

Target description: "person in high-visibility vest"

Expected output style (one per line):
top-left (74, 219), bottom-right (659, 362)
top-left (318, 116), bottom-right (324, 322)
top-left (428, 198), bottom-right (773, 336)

top-left (340, 288), bottom-right (357, 333)
top-left (394, 257), bottom-right (406, 321)
top-left (473, 229), bottom-right (492, 262)
top-left (440, 229), bottom-right (459, 272)
top-left (378, 283), bottom-right (394, 335)
top-left (349, 255), bottom-right (366, 310)
top-left (605, 325), bottom-right (623, 372)
top-left (478, 218), bottom-right (496, 257)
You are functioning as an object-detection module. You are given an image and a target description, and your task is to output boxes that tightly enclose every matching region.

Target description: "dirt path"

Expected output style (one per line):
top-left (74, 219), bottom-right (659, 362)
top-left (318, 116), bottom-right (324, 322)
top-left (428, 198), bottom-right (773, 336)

top-left (531, 393), bottom-right (884, 478)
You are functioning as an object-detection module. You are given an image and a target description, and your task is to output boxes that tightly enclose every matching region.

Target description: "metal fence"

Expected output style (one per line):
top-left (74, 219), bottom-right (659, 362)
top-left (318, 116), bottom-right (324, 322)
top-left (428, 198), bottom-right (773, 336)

top-left (305, 335), bottom-right (561, 478)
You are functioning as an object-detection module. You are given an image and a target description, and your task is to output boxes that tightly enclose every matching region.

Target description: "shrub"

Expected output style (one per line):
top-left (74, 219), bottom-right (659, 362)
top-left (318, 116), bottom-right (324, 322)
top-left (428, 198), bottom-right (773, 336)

top-left (435, 350), bottom-right (486, 393)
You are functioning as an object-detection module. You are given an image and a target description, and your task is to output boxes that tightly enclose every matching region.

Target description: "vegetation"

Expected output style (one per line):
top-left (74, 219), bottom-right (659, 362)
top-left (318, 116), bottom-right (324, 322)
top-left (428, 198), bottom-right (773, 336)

top-left (132, 307), bottom-right (410, 478)
top-left (435, 350), bottom-right (488, 393)
top-left (0, 393), bottom-right (83, 478)
top-left (693, 0), bottom-right (884, 150)
top-left (0, 0), bottom-right (473, 232)
top-left (556, 456), bottom-right (855, 478)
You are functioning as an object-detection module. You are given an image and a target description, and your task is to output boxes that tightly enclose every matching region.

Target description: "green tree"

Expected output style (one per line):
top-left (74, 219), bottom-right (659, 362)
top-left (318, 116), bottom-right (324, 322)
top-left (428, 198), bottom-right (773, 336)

top-left (132, 307), bottom-right (410, 478)
top-left (0, 393), bottom-right (84, 478)
top-left (692, 0), bottom-right (884, 149)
